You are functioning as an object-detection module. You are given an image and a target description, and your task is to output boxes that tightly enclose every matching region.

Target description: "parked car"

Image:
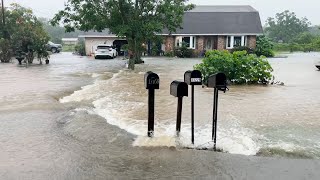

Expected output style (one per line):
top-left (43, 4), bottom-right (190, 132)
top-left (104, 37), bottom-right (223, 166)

top-left (316, 60), bottom-right (320, 70)
top-left (94, 45), bottom-right (117, 59)
top-left (47, 41), bottom-right (62, 53)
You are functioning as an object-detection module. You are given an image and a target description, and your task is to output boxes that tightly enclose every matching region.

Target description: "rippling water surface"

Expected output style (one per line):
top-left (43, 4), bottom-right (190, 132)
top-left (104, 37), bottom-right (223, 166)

top-left (1, 52), bottom-right (320, 179)
top-left (59, 52), bottom-right (320, 157)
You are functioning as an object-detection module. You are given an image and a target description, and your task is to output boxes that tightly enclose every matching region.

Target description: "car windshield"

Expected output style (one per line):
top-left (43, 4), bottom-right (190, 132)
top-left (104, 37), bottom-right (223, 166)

top-left (97, 46), bottom-right (111, 49)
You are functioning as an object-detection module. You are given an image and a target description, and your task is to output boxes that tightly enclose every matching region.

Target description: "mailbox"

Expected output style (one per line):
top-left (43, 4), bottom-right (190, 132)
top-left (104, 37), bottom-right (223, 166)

top-left (170, 81), bottom-right (188, 97)
top-left (207, 73), bottom-right (227, 90)
top-left (144, 71), bottom-right (160, 89)
top-left (184, 70), bottom-right (202, 85)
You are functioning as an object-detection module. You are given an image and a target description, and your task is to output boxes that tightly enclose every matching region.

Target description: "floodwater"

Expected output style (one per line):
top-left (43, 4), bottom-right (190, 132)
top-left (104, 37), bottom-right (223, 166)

top-left (1, 52), bottom-right (320, 179)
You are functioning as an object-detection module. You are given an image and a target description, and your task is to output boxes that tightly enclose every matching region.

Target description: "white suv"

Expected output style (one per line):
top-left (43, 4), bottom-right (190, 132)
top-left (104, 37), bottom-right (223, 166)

top-left (94, 45), bottom-right (117, 59)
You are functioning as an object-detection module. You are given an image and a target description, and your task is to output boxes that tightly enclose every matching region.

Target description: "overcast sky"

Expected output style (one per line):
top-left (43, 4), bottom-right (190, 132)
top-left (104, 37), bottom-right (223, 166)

top-left (4, 0), bottom-right (320, 25)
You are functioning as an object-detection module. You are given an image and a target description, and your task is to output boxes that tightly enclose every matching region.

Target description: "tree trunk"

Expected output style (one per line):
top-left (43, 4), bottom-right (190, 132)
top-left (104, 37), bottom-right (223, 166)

top-left (127, 37), bottom-right (144, 70)
top-left (26, 52), bottom-right (34, 64)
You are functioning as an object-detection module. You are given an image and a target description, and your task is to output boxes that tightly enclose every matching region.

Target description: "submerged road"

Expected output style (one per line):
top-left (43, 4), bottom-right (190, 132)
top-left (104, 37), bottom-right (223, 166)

top-left (0, 53), bottom-right (320, 179)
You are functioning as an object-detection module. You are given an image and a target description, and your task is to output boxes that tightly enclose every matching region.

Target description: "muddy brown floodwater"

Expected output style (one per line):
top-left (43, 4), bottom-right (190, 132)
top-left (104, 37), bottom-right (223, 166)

top-left (1, 52), bottom-right (320, 179)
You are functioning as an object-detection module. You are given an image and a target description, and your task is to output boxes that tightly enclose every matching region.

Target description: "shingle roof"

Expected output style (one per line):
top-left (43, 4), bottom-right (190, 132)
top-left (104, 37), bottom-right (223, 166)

top-left (163, 5), bottom-right (263, 35)
top-left (189, 5), bottom-right (258, 13)
top-left (80, 5), bottom-right (263, 37)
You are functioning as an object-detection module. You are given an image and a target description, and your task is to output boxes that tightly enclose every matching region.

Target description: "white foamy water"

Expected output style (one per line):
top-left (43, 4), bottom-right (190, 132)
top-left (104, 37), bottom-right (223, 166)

top-left (61, 70), bottom-right (261, 155)
top-left (60, 54), bottom-right (320, 158)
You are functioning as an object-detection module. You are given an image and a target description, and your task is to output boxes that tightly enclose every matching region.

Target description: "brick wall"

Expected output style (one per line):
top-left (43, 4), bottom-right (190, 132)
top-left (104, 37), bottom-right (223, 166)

top-left (247, 36), bottom-right (257, 49)
top-left (217, 36), bottom-right (226, 50)
top-left (197, 36), bottom-right (204, 51)
top-left (164, 36), bottom-right (175, 52)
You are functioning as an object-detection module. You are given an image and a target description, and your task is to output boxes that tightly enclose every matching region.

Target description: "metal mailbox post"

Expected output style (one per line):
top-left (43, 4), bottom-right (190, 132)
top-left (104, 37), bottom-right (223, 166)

top-left (170, 81), bottom-right (188, 135)
top-left (144, 71), bottom-right (160, 137)
top-left (207, 72), bottom-right (227, 151)
top-left (184, 70), bottom-right (202, 144)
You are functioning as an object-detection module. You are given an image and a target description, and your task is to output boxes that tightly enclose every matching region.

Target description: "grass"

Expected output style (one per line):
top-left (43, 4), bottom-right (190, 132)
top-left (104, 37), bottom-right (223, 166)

top-left (62, 45), bottom-right (76, 52)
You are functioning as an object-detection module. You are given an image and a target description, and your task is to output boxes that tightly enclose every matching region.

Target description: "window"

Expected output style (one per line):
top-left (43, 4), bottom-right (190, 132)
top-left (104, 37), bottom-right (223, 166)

top-left (227, 36), bottom-right (232, 48)
top-left (192, 36), bottom-right (196, 49)
top-left (175, 36), bottom-right (196, 49)
top-left (234, 36), bottom-right (242, 47)
top-left (206, 39), bottom-right (212, 50)
top-left (226, 36), bottom-right (247, 49)
top-left (182, 37), bottom-right (190, 47)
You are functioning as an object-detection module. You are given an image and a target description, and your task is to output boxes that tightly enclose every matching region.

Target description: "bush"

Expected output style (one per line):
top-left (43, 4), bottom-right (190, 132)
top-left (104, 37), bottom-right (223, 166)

top-left (164, 51), bottom-right (174, 57)
top-left (0, 38), bottom-right (12, 63)
top-left (231, 46), bottom-right (255, 54)
top-left (255, 35), bottom-right (275, 57)
top-left (194, 50), bottom-right (273, 85)
top-left (174, 42), bottom-right (193, 58)
top-left (74, 41), bottom-right (86, 56)
top-left (273, 43), bottom-right (291, 52)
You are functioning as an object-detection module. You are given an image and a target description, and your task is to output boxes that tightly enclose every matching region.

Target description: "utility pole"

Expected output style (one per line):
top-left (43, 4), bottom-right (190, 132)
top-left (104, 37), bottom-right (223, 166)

top-left (1, 0), bottom-right (7, 39)
top-left (1, 0), bottom-right (4, 26)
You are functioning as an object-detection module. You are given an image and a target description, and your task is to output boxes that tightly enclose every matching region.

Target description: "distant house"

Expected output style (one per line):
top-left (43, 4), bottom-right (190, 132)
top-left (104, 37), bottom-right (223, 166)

top-left (79, 5), bottom-right (263, 56)
top-left (62, 38), bottom-right (78, 45)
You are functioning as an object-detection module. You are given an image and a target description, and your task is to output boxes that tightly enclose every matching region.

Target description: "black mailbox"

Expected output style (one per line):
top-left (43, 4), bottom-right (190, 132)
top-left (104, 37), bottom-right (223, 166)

top-left (207, 73), bottom-right (227, 90)
top-left (144, 71), bottom-right (160, 89)
top-left (184, 70), bottom-right (202, 85)
top-left (170, 81), bottom-right (188, 97)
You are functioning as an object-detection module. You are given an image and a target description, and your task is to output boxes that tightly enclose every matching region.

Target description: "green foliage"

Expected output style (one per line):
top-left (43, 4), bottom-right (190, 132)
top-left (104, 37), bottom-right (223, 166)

top-left (0, 38), bottom-right (12, 62)
top-left (231, 46), bottom-right (255, 54)
top-left (293, 32), bottom-right (314, 44)
top-left (265, 10), bottom-right (311, 43)
top-left (51, 0), bottom-right (194, 69)
top-left (309, 26), bottom-right (320, 36)
top-left (62, 44), bottom-right (76, 52)
top-left (164, 51), bottom-right (174, 57)
top-left (174, 42), bottom-right (193, 58)
top-left (74, 41), bottom-right (85, 56)
top-left (39, 18), bottom-right (81, 44)
top-left (194, 50), bottom-right (273, 85)
top-left (255, 35), bottom-right (275, 57)
top-left (0, 3), bottom-right (50, 63)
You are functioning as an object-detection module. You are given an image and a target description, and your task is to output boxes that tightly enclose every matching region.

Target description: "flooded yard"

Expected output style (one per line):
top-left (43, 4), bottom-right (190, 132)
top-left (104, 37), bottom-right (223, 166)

top-left (1, 52), bottom-right (320, 179)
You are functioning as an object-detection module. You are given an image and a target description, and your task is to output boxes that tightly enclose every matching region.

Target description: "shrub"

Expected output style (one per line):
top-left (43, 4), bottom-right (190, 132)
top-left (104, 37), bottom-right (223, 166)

top-left (0, 38), bottom-right (12, 63)
top-left (289, 43), bottom-right (302, 52)
top-left (74, 41), bottom-right (86, 56)
top-left (174, 42), bottom-right (193, 58)
top-left (231, 46), bottom-right (255, 54)
top-left (255, 35), bottom-right (275, 57)
top-left (194, 50), bottom-right (273, 85)
top-left (273, 43), bottom-right (291, 52)
top-left (164, 51), bottom-right (174, 57)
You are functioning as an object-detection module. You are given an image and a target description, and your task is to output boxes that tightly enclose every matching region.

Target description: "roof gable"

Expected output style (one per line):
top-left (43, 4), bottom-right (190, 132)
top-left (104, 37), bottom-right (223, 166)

top-left (164, 5), bottom-right (263, 35)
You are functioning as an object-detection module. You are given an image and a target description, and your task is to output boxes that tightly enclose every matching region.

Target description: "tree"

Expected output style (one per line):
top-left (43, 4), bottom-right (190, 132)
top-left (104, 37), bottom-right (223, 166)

top-left (293, 32), bottom-right (314, 44)
top-left (0, 3), bottom-right (50, 64)
top-left (0, 2), bottom-right (12, 62)
top-left (8, 4), bottom-right (50, 63)
top-left (265, 10), bottom-right (311, 43)
top-left (255, 35), bottom-right (274, 57)
top-left (39, 18), bottom-right (81, 44)
top-left (52, 0), bottom-right (194, 70)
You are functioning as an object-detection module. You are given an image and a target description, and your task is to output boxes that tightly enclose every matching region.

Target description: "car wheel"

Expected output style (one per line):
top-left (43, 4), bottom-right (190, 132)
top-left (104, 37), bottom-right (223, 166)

top-left (51, 48), bottom-right (57, 53)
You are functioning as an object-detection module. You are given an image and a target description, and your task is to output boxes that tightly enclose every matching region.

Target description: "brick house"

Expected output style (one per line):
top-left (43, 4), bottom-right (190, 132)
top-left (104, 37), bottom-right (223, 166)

top-left (162, 5), bottom-right (263, 55)
top-left (80, 5), bottom-right (263, 56)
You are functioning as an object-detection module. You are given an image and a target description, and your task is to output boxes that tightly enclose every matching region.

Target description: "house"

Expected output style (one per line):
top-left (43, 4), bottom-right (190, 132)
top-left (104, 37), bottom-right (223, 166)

top-left (79, 5), bottom-right (263, 56)
top-left (61, 38), bottom-right (78, 45)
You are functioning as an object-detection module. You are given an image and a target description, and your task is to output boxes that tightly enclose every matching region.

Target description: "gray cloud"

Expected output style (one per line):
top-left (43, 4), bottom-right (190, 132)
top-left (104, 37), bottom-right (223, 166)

top-left (4, 0), bottom-right (320, 25)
